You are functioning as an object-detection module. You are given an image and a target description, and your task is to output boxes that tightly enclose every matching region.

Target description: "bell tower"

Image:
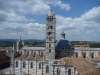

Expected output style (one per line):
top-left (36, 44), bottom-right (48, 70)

top-left (46, 10), bottom-right (56, 59)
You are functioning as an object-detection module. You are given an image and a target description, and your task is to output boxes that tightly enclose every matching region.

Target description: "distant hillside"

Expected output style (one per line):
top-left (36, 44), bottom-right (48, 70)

top-left (0, 39), bottom-right (45, 43)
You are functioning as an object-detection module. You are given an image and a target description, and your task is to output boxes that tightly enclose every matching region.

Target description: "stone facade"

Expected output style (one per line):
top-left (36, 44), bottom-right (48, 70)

top-left (0, 50), bottom-right (10, 70)
top-left (9, 10), bottom-right (100, 75)
top-left (46, 10), bottom-right (56, 60)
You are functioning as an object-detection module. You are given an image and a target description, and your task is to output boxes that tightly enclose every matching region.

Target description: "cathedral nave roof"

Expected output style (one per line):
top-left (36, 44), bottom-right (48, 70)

top-left (20, 46), bottom-right (45, 51)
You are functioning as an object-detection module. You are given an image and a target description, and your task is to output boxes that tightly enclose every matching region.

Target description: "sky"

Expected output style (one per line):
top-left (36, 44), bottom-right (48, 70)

top-left (0, 0), bottom-right (100, 41)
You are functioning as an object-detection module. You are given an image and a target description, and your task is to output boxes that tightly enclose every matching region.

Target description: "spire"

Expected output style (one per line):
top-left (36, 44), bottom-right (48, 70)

top-left (61, 30), bottom-right (65, 39)
top-left (13, 43), bottom-right (15, 50)
top-left (47, 9), bottom-right (53, 16)
top-left (20, 35), bottom-right (21, 41)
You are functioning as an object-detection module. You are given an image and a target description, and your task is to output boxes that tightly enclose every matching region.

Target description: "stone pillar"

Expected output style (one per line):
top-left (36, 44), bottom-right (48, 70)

top-left (96, 51), bottom-right (99, 57)
top-left (71, 67), bottom-right (74, 75)
top-left (87, 51), bottom-right (91, 58)
top-left (79, 51), bottom-right (82, 58)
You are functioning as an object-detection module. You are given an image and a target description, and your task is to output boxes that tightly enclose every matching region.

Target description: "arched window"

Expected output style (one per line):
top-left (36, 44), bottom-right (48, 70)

top-left (41, 52), bottom-right (43, 57)
top-left (34, 52), bottom-right (36, 56)
top-left (57, 68), bottom-right (60, 75)
top-left (76, 52), bottom-right (78, 57)
top-left (83, 52), bottom-right (86, 58)
top-left (39, 63), bottom-right (41, 69)
top-left (30, 62), bottom-right (33, 68)
top-left (23, 62), bottom-right (26, 68)
top-left (91, 52), bottom-right (94, 58)
top-left (16, 61), bottom-right (18, 67)
top-left (46, 65), bottom-right (49, 73)
top-left (68, 69), bottom-right (71, 75)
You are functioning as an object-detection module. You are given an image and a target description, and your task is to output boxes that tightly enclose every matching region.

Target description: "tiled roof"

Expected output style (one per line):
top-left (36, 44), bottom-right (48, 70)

top-left (62, 57), bottom-right (73, 66)
top-left (56, 57), bottom-right (100, 75)
top-left (92, 57), bottom-right (100, 62)
top-left (73, 57), bottom-right (100, 75)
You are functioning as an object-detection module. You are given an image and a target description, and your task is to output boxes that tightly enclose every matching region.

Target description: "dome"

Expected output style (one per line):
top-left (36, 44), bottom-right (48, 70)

top-left (56, 39), bottom-right (72, 48)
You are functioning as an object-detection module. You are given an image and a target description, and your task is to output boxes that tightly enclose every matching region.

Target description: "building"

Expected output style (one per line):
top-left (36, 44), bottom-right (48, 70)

top-left (9, 10), bottom-right (100, 75)
top-left (0, 50), bottom-right (10, 70)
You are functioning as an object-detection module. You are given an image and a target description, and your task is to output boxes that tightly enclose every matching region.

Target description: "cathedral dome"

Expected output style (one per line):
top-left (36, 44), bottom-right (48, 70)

top-left (56, 30), bottom-right (72, 48)
top-left (56, 39), bottom-right (72, 48)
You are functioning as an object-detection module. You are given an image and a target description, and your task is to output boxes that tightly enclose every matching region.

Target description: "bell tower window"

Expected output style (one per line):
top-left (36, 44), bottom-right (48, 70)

top-left (49, 44), bottom-right (51, 47)
top-left (49, 37), bottom-right (52, 41)
top-left (49, 49), bottom-right (51, 53)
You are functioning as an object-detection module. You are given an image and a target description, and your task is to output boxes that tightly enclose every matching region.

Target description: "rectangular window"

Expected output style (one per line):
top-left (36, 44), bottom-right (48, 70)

top-left (49, 37), bottom-right (52, 41)
top-left (48, 32), bottom-right (52, 35)
top-left (51, 26), bottom-right (53, 29)
top-left (49, 49), bottom-right (51, 53)
top-left (49, 44), bottom-right (51, 47)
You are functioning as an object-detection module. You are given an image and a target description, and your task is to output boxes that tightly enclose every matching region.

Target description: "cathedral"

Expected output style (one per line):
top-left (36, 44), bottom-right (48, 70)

top-left (10, 10), bottom-right (100, 75)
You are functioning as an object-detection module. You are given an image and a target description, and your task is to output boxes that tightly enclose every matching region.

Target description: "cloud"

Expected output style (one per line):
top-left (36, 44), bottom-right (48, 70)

top-left (56, 1), bottom-right (71, 11)
top-left (56, 7), bottom-right (100, 41)
top-left (42, 0), bottom-right (71, 11)
top-left (0, 0), bottom-right (99, 41)
top-left (81, 7), bottom-right (100, 23)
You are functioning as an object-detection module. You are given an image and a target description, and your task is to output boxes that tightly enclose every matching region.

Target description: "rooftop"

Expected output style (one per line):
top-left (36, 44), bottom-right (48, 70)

top-left (20, 46), bottom-right (45, 51)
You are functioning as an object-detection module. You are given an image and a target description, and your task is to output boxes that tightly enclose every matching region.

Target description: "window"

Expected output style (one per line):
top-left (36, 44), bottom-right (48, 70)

top-left (39, 63), bottom-right (41, 69)
top-left (51, 26), bottom-right (53, 29)
top-left (48, 32), bottom-right (52, 35)
top-left (91, 52), bottom-right (94, 58)
top-left (34, 52), bottom-right (36, 56)
top-left (46, 65), bottom-right (49, 73)
top-left (49, 37), bottom-right (52, 41)
top-left (23, 62), bottom-right (26, 68)
top-left (41, 52), bottom-right (43, 57)
top-left (49, 49), bottom-right (51, 53)
top-left (57, 68), bottom-right (60, 75)
top-left (16, 61), bottom-right (18, 67)
top-left (83, 52), bottom-right (86, 58)
top-left (48, 26), bottom-right (53, 29)
top-left (68, 69), bottom-right (71, 75)
top-left (30, 62), bottom-right (33, 68)
top-left (49, 44), bottom-right (51, 47)
top-left (76, 52), bottom-right (78, 57)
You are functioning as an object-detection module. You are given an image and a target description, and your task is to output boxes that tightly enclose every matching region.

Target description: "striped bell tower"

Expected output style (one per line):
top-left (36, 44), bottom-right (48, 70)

top-left (46, 10), bottom-right (56, 59)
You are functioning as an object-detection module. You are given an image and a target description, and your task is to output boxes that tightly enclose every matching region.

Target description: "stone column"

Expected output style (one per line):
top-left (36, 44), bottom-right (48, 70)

top-left (71, 67), bottom-right (74, 75)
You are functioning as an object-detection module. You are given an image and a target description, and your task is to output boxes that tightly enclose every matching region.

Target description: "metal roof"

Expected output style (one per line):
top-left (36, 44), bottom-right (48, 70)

top-left (56, 39), bottom-right (72, 48)
top-left (20, 46), bottom-right (45, 51)
top-left (75, 47), bottom-right (100, 51)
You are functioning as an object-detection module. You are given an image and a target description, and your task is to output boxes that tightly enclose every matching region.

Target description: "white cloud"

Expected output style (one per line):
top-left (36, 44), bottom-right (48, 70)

top-left (81, 7), bottom-right (100, 22)
top-left (0, 0), bottom-right (100, 41)
top-left (56, 7), bottom-right (100, 41)
top-left (56, 1), bottom-right (71, 11)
